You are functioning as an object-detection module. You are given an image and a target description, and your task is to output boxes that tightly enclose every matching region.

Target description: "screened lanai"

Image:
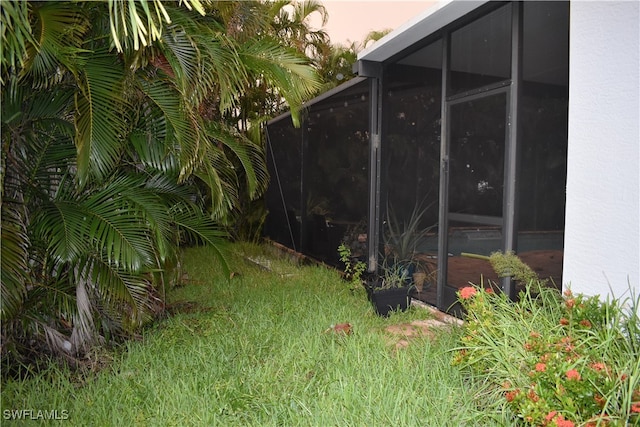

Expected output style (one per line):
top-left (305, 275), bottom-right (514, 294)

top-left (265, 78), bottom-right (371, 265)
top-left (265, 1), bottom-right (569, 314)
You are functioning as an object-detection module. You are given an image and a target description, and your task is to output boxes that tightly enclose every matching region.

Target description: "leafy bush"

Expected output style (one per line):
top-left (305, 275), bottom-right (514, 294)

top-left (453, 280), bottom-right (640, 426)
top-left (338, 243), bottom-right (367, 291)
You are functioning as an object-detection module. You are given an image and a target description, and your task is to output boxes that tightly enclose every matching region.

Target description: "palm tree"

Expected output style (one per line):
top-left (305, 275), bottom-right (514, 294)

top-left (269, 0), bottom-right (329, 58)
top-left (1, 0), bottom-right (320, 365)
top-left (362, 29), bottom-right (392, 50)
top-left (314, 42), bottom-right (359, 91)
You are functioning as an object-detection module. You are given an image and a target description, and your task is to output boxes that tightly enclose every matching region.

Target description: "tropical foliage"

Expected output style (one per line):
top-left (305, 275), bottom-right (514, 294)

top-left (1, 0), bottom-right (320, 366)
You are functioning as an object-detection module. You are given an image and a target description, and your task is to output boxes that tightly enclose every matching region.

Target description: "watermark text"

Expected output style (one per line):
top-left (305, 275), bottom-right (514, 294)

top-left (3, 409), bottom-right (69, 421)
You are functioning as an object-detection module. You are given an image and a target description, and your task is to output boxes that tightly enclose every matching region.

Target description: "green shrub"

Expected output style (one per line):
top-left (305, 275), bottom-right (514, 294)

top-left (338, 243), bottom-right (367, 290)
top-left (453, 282), bottom-right (640, 426)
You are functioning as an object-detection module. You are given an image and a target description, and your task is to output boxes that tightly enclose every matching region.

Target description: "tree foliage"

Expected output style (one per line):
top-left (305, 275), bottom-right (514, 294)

top-left (1, 0), bottom-right (319, 367)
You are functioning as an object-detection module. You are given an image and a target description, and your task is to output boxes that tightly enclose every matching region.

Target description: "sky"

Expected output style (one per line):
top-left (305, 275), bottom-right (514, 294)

top-left (310, 1), bottom-right (435, 47)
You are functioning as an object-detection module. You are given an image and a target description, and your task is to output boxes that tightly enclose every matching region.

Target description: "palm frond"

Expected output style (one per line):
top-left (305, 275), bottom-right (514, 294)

top-left (189, 32), bottom-right (248, 112)
top-left (159, 10), bottom-right (248, 113)
top-left (0, 0), bottom-right (36, 83)
top-left (129, 128), bottom-right (179, 176)
top-left (81, 175), bottom-right (157, 272)
top-left (0, 201), bottom-right (29, 322)
top-left (143, 173), bottom-right (197, 205)
top-left (2, 0), bottom-right (327, 364)
top-left (86, 255), bottom-right (154, 328)
top-left (75, 53), bottom-right (128, 185)
top-left (137, 76), bottom-right (202, 181)
top-left (119, 175), bottom-right (176, 263)
top-left (107, 0), bottom-right (169, 52)
top-left (159, 22), bottom-right (202, 89)
top-left (206, 122), bottom-right (269, 200)
top-left (238, 38), bottom-right (321, 125)
top-left (33, 196), bottom-right (89, 265)
top-left (107, 0), bottom-right (205, 52)
top-left (21, 2), bottom-right (89, 88)
top-left (172, 208), bottom-right (231, 277)
top-left (197, 147), bottom-right (239, 218)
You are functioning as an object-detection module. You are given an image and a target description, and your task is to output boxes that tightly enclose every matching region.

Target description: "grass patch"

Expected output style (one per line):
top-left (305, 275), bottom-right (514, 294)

top-left (2, 243), bottom-right (491, 426)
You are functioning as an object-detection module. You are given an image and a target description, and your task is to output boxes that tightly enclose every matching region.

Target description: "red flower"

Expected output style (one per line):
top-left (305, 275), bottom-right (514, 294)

top-left (459, 286), bottom-right (477, 300)
top-left (555, 416), bottom-right (575, 427)
top-left (579, 319), bottom-right (592, 328)
top-left (535, 363), bottom-right (547, 372)
top-left (564, 289), bottom-right (572, 297)
top-left (566, 369), bottom-right (581, 381)
top-left (546, 411), bottom-right (558, 422)
top-left (485, 287), bottom-right (494, 294)
top-left (505, 390), bottom-right (519, 402)
top-left (527, 388), bottom-right (540, 402)
top-left (590, 362), bottom-right (606, 372)
top-left (546, 412), bottom-right (574, 427)
top-left (631, 402), bottom-right (640, 413)
top-left (559, 318), bottom-right (570, 325)
top-left (565, 299), bottom-right (576, 309)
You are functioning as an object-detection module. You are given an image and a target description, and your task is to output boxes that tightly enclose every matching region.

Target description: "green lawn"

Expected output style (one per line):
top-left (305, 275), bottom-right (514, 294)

top-left (1, 243), bottom-right (510, 426)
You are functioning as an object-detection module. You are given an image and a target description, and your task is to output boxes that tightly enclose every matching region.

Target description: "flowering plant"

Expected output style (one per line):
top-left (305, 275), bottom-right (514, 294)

top-left (453, 276), bottom-right (639, 426)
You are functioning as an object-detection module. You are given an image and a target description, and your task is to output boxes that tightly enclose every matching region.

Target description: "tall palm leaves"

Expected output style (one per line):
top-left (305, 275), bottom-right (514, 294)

top-left (270, 0), bottom-right (329, 57)
top-left (1, 0), bottom-right (320, 364)
top-left (0, 0), bottom-right (35, 83)
top-left (107, 0), bottom-right (206, 52)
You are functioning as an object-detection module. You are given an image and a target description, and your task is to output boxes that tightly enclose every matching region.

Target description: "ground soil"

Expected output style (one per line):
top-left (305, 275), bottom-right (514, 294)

top-left (384, 302), bottom-right (461, 350)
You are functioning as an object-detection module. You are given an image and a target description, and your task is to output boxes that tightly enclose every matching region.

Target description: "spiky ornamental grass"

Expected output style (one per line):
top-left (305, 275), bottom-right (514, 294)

top-left (2, 243), bottom-right (496, 426)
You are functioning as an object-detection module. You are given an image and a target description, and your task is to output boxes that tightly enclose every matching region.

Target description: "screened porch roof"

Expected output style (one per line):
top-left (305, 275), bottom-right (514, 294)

top-left (357, 0), bottom-right (487, 63)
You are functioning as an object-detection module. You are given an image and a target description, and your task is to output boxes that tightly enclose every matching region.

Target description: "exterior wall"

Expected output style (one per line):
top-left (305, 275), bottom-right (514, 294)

top-left (563, 2), bottom-right (640, 299)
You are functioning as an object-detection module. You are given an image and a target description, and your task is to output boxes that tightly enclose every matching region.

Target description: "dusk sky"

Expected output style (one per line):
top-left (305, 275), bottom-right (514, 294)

top-left (312, 1), bottom-right (435, 46)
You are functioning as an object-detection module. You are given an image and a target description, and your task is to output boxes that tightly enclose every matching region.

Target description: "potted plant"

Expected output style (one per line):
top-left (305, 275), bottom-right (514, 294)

top-left (338, 244), bottom-right (410, 316)
top-left (385, 199), bottom-right (436, 264)
top-left (363, 199), bottom-right (437, 315)
top-left (367, 255), bottom-right (416, 316)
top-left (337, 197), bottom-right (436, 316)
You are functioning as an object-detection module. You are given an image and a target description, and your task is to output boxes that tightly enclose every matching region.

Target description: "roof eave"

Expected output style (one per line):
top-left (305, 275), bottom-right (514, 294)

top-left (357, 0), bottom-right (488, 63)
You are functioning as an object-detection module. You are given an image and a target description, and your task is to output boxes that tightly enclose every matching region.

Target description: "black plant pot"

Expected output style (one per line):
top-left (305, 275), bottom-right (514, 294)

top-left (370, 286), bottom-right (411, 317)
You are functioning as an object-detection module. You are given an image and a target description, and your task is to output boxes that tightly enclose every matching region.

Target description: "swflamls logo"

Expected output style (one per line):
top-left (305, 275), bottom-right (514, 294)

top-left (3, 409), bottom-right (69, 420)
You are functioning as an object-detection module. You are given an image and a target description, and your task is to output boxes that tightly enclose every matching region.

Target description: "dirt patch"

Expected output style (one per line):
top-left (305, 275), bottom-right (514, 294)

top-left (385, 318), bottom-right (452, 351)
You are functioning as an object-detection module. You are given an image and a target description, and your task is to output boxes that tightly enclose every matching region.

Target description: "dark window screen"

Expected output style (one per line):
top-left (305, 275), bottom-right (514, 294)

top-left (449, 93), bottom-right (507, 217)
top-left (264, 118), bottom-right (303, 249)
top-left (518, 1), bottom-right (569, 234)
top-left (450, 4), bottom-right (512, 94)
